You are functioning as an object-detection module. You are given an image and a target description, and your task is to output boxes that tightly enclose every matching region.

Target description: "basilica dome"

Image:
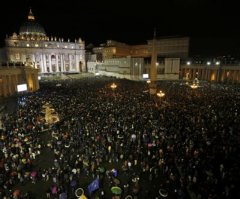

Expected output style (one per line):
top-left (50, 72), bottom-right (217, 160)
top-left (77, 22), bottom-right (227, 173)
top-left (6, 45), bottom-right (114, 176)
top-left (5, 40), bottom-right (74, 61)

top-left (19, 9), bottom-right (46, 36)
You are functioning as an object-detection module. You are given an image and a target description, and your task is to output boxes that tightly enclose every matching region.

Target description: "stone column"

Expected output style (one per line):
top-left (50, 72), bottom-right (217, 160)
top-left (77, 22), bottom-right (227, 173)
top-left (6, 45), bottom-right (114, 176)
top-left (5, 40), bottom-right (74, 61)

top-left (56, 54), bottom-right (59, 72)
top-left (40, 54), bottom-right (43, 73)
top-left (61, 54), bottom-right (64, 72)
top-left (76, 54), bottom-right (80, 72)
top-left (49, 54), bottom-right (52, 73)
top-left (32, 54), bottom-right (36, 68)
top-left (43, 54), bottom-right (47, 73)
top-left (69, 54), bottom-right (72, 71)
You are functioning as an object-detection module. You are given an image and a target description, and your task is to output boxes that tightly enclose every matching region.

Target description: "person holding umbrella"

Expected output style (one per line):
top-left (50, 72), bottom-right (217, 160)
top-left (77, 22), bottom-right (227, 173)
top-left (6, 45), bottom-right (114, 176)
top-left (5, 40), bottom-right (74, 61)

top-left (30, 170), bottom-right (37, 184)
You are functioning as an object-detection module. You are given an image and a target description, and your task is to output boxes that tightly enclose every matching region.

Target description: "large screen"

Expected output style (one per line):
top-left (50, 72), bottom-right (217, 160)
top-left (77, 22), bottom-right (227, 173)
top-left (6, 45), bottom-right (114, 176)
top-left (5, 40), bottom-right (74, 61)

top-left (17, 84), bottom-right (27, 92)
top-left (142, 74), bottom-right (149, 79)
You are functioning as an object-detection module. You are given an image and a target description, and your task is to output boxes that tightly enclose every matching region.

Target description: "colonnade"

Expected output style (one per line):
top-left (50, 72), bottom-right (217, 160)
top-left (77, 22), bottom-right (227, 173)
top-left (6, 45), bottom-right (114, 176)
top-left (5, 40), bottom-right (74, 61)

top-left (181, 65), bottom-right (240, 83)
top-left (30, 53), bottom-right (83, 73)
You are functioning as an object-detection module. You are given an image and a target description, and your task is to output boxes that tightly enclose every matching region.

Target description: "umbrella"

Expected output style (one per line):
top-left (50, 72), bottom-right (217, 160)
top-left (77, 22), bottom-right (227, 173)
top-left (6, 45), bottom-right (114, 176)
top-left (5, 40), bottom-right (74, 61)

top-left (31, 171), bottom-right (37, 177)
top-left (111, 168), bottom-right (118, 177)
top-left (97, 166), bottom-right (105, 173)
top-left (22, 158), bottom-right (27, 164)
top-left (125, 195), bottom-right (133, 199)
top-left (83, 159), bottom-right (89, 166)
top-left (70, 180), bottom-right (77, 187)
top-left (0, 135), bottom-right (5, 140)
top-left (111, 186), bottom-right (122, 195)
top-left (159, 189), bottom-right (168, 198)
top-left (65, 143), bottom-right (70, 148)
top-left (112, 178), bottom-right (120, 185)
top-left (117, 135), bottom-right (124, 139)
top-left (51, 185), bottom-right (58, 194)
top-left (75, 188), bottom-right (84, 197)
top-left (132, 176), bottom-right (139, 183)
top-left (59, 192), bottom-right (67, 199)
top-left (147, 143), bottom-right (153, 148)
top-left (80, 194), bottom-right (88, 199)
top-left (13, 189), bottom-right (21, 197)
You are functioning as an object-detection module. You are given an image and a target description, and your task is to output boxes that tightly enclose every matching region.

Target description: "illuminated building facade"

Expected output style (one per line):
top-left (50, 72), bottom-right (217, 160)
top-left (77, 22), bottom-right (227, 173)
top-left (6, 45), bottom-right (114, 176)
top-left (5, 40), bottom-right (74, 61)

top-left (88, 37), bottom-right (240, 83)
top-left (93, 37), bottom-right (189, 61)
top-left (89, 37), bottom-right (188, 80)
top-left (93, 40), bottom-right (149, 60)
top-left (3, 9), bottom-right (86, 74)
top-left (180, 62), bottom-right (240, 83)
top-left (0, 63), bottom-right (39, 97)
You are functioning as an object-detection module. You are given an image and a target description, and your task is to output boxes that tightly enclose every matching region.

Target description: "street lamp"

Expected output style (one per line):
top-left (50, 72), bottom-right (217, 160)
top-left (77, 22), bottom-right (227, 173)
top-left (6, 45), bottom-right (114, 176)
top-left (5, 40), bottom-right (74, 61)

top-left (190, 84), bottom-right (198, 89)
top-left (156, 90), bottom-right (165, 109)
top-left (110, 83), bottom-right (117, 90)
top-left (157, 90), bottom-right (165, 98)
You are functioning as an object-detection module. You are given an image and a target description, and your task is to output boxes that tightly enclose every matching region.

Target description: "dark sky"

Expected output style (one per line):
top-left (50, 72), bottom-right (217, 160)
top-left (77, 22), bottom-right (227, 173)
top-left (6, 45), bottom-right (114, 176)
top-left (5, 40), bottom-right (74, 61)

top-left (1, 0), bottom-right (240, 57)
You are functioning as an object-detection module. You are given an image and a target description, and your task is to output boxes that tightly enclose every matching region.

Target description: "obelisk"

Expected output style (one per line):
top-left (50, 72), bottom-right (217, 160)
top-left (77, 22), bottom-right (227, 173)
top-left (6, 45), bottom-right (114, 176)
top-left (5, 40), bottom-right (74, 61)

top-left (149, 29), bottom-right (157, 95)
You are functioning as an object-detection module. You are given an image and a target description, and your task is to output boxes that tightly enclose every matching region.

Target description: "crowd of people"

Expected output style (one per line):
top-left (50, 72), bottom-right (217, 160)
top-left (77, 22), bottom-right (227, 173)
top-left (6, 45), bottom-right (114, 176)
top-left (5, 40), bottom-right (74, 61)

top-left (0, 76), bottom-right (239, 199)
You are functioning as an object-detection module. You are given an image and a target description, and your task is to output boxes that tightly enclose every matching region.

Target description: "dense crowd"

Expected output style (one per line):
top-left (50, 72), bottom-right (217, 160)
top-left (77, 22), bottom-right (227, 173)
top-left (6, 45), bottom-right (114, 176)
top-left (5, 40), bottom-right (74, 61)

top-left (0, 77), bottom-right (239, 199)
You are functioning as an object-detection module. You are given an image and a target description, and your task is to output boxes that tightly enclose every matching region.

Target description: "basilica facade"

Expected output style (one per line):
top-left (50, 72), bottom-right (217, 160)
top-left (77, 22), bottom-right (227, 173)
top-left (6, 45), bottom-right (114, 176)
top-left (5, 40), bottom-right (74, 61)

top-left (3, 9), bottom-right (86, 74)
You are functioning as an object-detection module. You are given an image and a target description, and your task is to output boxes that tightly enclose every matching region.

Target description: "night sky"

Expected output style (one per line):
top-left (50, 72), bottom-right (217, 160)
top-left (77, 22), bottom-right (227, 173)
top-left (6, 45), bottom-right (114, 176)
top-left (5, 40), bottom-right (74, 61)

top-left (1, 0), bottom-right (240, 57)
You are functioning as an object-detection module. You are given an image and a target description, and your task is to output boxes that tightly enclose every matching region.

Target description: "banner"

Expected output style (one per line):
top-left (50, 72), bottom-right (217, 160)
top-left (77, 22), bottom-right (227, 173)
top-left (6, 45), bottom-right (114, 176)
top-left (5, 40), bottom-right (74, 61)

top-left (87, 178), bottom-right (99, 195)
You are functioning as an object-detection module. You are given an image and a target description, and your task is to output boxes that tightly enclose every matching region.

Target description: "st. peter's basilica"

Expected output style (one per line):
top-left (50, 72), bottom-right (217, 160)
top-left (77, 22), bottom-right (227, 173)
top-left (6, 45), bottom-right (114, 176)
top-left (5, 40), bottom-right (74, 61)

top-left (3, 9), bottom-right (86, 74)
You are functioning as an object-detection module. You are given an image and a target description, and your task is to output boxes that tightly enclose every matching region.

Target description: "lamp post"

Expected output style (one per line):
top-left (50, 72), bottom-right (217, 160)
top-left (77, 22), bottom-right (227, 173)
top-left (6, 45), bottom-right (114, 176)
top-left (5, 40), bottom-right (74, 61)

top-left (190, 83), bottom-right (198, 89)
top-left (110, 83), bottom-right (117, 90)
top-left (156, 90), bottom-right (165, 108)
top-left (110, 83), bottom-right (117, 98)
top-left (157, 90), bottom-right (165, 98)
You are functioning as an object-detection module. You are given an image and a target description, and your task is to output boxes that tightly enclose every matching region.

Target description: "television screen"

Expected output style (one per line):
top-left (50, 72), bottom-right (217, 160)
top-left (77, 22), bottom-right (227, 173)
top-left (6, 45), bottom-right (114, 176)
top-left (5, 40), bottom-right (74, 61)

top-left (17, 84), bottom-right (27, 92)
top-left (143, 74), bottom-right (149, 79)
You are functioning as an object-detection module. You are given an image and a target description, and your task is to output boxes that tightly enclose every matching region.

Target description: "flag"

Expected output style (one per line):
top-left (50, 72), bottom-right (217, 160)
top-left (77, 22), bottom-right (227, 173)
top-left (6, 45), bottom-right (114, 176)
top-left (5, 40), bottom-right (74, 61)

top-left (87, 178), bottom-right (99, 195)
